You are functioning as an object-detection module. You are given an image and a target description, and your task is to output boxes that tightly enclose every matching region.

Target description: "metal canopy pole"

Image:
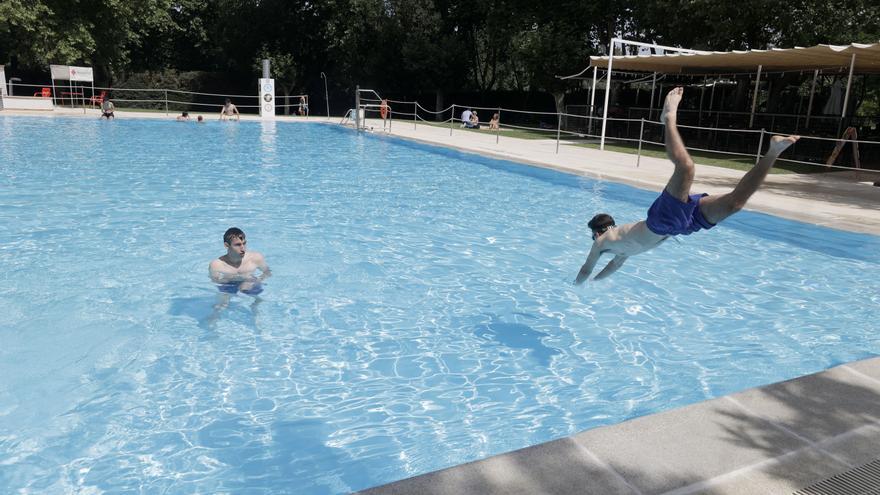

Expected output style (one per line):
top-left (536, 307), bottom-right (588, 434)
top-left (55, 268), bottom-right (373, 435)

top-left (805, 70), bottom-right (819, 127)
top-left (648, 72), bottom-right (657, 120)
top-left (840, 53), bottom-right (857, 128)
top-left (709, 80), bottom-right (716, 113)
top-left (749, 64), bottom-right (763, 128)
top-left (600, 39), bottom-right (615, 150)
top-left (698, 76), bottom-right (706, 124)
top-left (589, 66), bottom-right (597, 135)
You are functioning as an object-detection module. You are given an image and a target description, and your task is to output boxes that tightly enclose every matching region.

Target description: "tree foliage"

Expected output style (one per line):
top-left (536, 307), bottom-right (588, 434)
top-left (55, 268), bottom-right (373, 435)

top-left (2, 0), bottom-right (878, 103)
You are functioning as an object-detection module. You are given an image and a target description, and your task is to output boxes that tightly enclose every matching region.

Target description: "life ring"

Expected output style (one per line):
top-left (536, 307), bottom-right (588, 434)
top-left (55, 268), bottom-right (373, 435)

top-left (380, 100), bottom-right (389, 119)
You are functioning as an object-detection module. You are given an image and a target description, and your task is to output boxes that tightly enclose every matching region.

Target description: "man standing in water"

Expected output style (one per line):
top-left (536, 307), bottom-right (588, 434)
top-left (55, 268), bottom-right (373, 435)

top-left (574, 88), bottom-right (799, 283)
top-left (209, 227), bottom-right (271, 295)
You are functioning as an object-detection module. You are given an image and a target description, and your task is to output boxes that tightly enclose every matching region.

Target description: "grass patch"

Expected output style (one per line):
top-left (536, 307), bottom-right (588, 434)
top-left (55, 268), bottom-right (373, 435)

top-left (415, 120), bottom-right (818, 173)
top-left (574, 141), bottom-right (824, 174)
top-left (417, 120), bottom-right (559, 140)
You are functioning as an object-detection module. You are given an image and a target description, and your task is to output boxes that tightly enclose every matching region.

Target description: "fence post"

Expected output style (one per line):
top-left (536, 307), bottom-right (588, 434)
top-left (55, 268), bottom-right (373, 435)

top-left (355, 85), bottom-right (360, 131)
top-left (556, 111), bottom-right (562, 154)
top-left (636, 118), bottom-right (645, 168)
top-left (164, 90), bottom-right (168, 116)
top-left (755, 128), bottom-right (765, 165)
top-left (496, 107), bottom-right (501, 144)
top-left (413, 101), bottom-right (417, 130)
top-left (450, 104), bottom-right (455, 136)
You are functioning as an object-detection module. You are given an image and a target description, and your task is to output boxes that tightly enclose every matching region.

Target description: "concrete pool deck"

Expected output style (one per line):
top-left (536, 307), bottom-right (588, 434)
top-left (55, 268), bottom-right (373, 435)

top-left (5, 108), bottom-right (880, 493)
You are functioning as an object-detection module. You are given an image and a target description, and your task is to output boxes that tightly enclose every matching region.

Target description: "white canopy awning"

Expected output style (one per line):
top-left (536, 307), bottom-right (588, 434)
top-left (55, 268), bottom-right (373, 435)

top-left (589, 42), bottom-right (880, 74)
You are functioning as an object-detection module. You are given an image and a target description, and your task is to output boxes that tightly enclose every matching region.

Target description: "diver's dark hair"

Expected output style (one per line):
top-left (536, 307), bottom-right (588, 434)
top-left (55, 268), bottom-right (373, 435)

top-left (223, 227), bottom-right (246, 244)
top-left (587, 214), bottom-right (615, 232)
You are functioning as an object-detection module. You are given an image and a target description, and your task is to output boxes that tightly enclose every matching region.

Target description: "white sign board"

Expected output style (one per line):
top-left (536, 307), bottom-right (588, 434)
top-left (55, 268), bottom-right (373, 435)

top-left (50, 64), bottom-right (70, 80)
top-left (49, 64), bottom-right (94, 82)
top-left (0, 66), bottom-right (6, 97)
top-left (259, 78), bottom-right (275, 119)
top-left (69, 66), bottom-right (93, 82)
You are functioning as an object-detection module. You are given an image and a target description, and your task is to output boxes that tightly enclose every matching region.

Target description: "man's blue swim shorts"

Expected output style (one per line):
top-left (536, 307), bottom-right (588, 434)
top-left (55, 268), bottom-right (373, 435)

top-left (646, 189), bottom-right (716, 236)
top-left (217, 282), bottom-right (264, 295)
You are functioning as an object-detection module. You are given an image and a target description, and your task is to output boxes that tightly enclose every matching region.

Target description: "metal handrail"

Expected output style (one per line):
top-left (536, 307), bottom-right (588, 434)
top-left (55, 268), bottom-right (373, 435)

top-left (351, 91), bottom-right (880, 172)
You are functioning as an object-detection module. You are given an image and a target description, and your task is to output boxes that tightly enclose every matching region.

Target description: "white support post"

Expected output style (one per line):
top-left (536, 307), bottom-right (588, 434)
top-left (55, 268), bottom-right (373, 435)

top-left (709, 80), bottom-right (716, 113)
top-left (840, 53), bottom-right (857, 122)
top-left (755, 128), bottom-right (765, 165)
top-left (648, 72), bottom-right (657, 120)
top-left (589, 66), bottom-right (597, 135)
top-left (556, 111), bottom-right (561, 154)
top-left (355, 85), bottom-right (361, 131)
top-left (636, 118), bottom-right (645, 168)
top-left (600, 39), bottom-right (615, 150)
top-left (698, 76), bottom-right (706, 124)
top-left (749, 65), bottom-right (763, 128)
top-left (450, 104), bottom-right (455, 136)
top-left (806, 70), bottom-right (819, 127)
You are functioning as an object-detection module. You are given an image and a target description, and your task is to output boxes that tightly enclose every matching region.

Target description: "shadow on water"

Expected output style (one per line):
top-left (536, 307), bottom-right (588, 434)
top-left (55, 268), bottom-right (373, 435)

top-left (193, 416), bottom-right (364, 494)
top-left (473, 313), bottom-right (560, 367)
top-left (168, 293), bottom-right (262, 330)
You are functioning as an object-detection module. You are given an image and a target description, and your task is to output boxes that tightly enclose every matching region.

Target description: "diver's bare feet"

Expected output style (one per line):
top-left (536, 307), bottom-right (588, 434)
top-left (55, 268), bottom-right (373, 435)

top-left (660, 87), bottom-right (683, 125)
top-left (767, 135), bottom-right (800, 156)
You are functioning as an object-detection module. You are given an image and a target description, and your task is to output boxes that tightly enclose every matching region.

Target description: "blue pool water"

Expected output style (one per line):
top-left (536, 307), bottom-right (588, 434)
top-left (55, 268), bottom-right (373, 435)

top-left (1, 116), bottom-right (879, 493)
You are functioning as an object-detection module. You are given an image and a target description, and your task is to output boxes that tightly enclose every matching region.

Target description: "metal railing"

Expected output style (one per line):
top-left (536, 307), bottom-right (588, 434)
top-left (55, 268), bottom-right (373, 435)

top-left (349, 89), bottom-right (880, 176)
top-left (2, 81), bottom-right (311, 117)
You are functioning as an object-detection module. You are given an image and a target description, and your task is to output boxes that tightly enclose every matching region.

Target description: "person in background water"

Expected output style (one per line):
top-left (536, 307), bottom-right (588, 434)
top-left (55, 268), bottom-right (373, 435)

top-left (177, 111), bottom-right (190, 121)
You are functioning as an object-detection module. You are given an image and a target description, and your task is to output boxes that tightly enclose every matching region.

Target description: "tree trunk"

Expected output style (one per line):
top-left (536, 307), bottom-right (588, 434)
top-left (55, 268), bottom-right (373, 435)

top-left (435, 90), bottom-right (444, 122)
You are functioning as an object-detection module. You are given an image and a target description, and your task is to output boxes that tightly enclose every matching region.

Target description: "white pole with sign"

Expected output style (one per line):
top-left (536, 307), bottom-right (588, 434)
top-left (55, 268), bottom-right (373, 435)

top-left (259, 78), bottom-right (275, 119)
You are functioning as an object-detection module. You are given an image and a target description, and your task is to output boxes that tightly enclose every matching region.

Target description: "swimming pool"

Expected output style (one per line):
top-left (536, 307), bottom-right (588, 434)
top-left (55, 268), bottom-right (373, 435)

top-left (1, 116), bottom-right (878, 493)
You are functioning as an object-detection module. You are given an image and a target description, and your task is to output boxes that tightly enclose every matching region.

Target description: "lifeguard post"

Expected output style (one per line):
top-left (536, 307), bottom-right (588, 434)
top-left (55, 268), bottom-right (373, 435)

top-left (258, 59), bottom-right (275, 120)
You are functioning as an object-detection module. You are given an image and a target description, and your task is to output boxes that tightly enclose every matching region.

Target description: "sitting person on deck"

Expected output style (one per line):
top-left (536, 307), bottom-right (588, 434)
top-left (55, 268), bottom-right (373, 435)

top-left (489, 112), bottom-right (500, 130)
top-left (469, 110), bottom-right (481, 129)
top-left (100, 99), bottom-right (115, 119)
top-left (460, 108), bottom-right (473, 128)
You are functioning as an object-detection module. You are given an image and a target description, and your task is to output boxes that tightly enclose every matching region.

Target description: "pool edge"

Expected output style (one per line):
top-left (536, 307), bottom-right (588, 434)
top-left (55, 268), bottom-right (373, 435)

top-left (356, 355), bottom-right (880, 495)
